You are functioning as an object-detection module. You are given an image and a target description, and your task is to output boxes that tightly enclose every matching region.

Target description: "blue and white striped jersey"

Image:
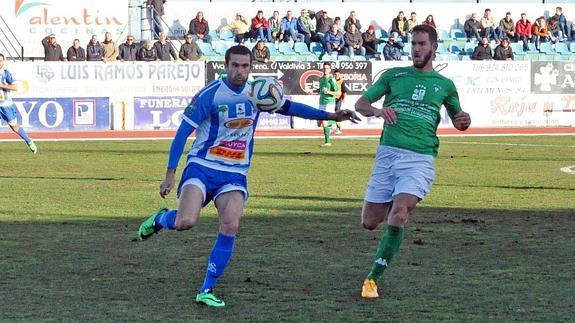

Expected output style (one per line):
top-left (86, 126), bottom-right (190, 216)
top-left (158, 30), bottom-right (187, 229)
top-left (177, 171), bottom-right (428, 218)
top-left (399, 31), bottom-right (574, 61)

top-left (0, 68), bottom-right (15, 107)
top-left (182, 78), bottom-right (259, 175)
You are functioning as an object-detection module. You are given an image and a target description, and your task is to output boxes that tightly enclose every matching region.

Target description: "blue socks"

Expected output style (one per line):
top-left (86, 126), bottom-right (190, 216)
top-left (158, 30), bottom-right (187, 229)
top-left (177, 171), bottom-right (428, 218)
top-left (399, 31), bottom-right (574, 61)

top-left (200, 232), bottom-right (236, 293)
top-left (16, 128), bottom-right (32, 144)
top-left (154, 209), bottom-right (177, 230)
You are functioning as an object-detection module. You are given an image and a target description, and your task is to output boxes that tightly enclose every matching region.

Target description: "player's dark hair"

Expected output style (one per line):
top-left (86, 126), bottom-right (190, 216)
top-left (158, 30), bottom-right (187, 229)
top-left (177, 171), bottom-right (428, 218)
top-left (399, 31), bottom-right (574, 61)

top-left (225, 45), bottom-right (252, 65)
top-left (412, 24), bottom-right (438, 45)
top-left (0, 53), bottom-right (4, 59)
top-left (323, 62), bottom-right (331, 68)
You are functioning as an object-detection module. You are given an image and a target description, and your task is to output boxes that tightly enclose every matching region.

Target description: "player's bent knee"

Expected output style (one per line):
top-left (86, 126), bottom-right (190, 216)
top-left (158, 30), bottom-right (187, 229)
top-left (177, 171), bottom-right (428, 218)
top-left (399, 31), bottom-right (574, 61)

top-left (175, 216), bottom-right (198, 230)
top-left (361, 219), bottom-right (379, 230)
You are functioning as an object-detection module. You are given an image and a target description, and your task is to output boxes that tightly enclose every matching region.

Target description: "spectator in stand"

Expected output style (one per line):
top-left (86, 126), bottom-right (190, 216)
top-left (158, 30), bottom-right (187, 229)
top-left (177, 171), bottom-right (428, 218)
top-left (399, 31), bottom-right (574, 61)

top-left (189, 11), bottom-right (212, 44)
top-left (268, 11), bottom-right (282, 42)
top-left (362, 25), bottom-right (383, 59)
top-left (498, 12), bottom-right (516, 42)
top-left (532, 17), bottom-right (548, 51)
top-left (42, 34), bottom-right (65, 61)
top-left (547, 17), bottom-right (562, 44)
top-left (147, 0), bottom-right (166, 39)
top-left (390, 11), bottom-right (409, 42)
top-left (552, 7), bottom-right (569, 41)
top-left (471, 37), bottom-right (493, 60)
top-left (464, 13), bottom-right (482, 42)
top-left (344, 11), bottom-right (362, 33)
top-left (221, 13), bottom-right (250, 44)
top-left (66, 39), bottom-right (85, 61)
top-left (494, 37), bottom-right (513, 60)
top-left (179, 33), bottom-right (202, 61)
top-left (516, 13), bottom-right (532, 51)
top-left (251, 10), bottom-right (272, 42)
top-left (481, 8), bottom-right (501, 43)
top-left (382, 32), bottom-right (404, 61)
top-left (313, 10), bottom-right (333, 46)
top-left (324, 23), bottom-right (347, 56)
top-left (344, 23), bottom-right (365, 57)
top-left (422, 15), bottom-right (436, 29)
top-left (118, 35), bottom-right (139, 61)
top-left (251, 40), bottom-right (270, 63)
top-left (86, 34), bottom-right (104, 61)
top-left (154, 32), bottom-right (177, 61)
top-left (138, 40), bottom-right (159, 61)
top-left (102, 32), bottom-right (118, 62)
top-left (298, 8), bottom-right (316, 46)
top-left (407, 12), bottom-right (419, 33)
top-left (334, 17), bottom-right (343, 31)
top-left (281, 10), bottom-right (304, 42)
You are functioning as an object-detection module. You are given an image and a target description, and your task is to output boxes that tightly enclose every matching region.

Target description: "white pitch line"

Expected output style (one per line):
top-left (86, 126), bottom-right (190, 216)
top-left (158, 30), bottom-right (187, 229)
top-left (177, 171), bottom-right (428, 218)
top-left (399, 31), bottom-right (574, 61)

top-left (560, 165), bottom-right (575, 174)
top-left (442, 141), bottom-right (575, 148)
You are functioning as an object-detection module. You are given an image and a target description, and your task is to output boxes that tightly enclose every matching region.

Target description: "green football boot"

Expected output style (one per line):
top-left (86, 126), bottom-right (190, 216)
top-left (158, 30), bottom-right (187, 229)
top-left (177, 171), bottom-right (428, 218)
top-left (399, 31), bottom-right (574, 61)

top-left (138, 208), bottom-right (168, 241)
top-left (196, 290), bottom-right (225, 307)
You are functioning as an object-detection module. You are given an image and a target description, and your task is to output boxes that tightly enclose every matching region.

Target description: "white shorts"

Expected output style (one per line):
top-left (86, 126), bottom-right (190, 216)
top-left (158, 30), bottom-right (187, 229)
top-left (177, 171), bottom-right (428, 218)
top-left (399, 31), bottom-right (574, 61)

top-left (318, 103), bottom-right (336, 113)
top-left (364, 145), bottom-right (435, 203)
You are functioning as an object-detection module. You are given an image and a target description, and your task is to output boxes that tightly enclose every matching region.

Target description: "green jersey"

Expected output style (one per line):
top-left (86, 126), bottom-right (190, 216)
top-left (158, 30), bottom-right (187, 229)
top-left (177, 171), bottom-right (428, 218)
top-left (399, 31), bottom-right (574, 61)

top-left (319, 75), bottom-right (339, 105)
top-left (364, 66), bottom-right (462, 157)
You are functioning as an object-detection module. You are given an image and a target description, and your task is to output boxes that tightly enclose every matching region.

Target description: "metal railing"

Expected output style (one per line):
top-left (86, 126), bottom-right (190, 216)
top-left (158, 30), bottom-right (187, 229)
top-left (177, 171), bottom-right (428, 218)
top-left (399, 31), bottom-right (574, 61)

top-left (140, 3), bottom-right (183, 51)
top-left (0, 15), bottom-right (24, 61)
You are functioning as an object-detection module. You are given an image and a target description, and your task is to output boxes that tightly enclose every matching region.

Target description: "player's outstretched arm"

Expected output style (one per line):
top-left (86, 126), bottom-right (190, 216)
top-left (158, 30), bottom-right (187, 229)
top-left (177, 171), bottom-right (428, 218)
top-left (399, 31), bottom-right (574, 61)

top-left (282, 100), bottom-right (360, 123)
top-left (160, 121), bottom-right (195, 198)
top-left (0, 83), bottom-right (18, 92)
top-left (452, 111), bottom-right (471, 131)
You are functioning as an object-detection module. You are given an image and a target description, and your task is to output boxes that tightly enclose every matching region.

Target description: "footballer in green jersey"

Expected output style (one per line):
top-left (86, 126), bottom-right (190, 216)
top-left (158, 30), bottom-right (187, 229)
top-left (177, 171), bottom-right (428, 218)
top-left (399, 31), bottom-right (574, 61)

top-left (307, 62), bottom-right (340, 146)
top-left (354, 24), bottom-right (471, 299)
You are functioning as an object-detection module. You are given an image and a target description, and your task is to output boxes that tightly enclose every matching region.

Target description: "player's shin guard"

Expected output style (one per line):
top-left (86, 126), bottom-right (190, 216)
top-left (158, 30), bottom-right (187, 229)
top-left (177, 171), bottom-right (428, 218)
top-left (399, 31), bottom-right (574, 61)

top-left (367, 225), bottom-right (404, 281)
top-left (200, 232), bottom-right (236, 293)
top-left (154, 209), bottom-right (177, 230)
top-left (16, 127), bottom-right (32, 144)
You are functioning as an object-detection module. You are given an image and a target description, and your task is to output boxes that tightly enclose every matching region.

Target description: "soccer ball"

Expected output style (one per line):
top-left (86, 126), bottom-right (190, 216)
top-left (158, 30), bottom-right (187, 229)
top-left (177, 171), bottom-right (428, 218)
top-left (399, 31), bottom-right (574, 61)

top-left (247, 77), bottom-right (285, 113)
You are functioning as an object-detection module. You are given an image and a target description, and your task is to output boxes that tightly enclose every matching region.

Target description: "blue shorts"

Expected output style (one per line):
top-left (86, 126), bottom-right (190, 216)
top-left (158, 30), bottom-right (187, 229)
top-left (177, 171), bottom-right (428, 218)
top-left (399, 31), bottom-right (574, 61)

top-left (0, 105), bottom-right (17, 125)
top-left (364, 145), bottom-right (435, 203)
top-left (177, 162), bottom-right (248, 206)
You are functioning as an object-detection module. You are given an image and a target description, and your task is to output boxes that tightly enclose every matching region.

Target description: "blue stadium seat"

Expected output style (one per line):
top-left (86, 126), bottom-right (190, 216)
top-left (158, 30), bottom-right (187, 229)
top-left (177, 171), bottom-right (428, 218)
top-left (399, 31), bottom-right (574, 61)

top-left (437, 29), bottom-right (451, 41)
top-left (449, 44), bottom-right (463, 54)
top-left (294, 42), bottom-right (311, 55)
top-left (450, 29), bottom-right (467, 41)
top-left (213, 41), bottom-right (229, 55)
top-left (539, 42), bottom-right (555, 55)
top-left (208, 30), bottom-right (219, 41)
top-left (243, 41), bottom-right (256, 50)
top-left (352, 55), bottom-right (367, 61)
top-left (198, 42), bottom-right (216, 56)
top-left (464, 42), bottom-right (476, 55)
top-left (337, 55), bottom-right (351, 61)
top-left (509, 42), bottom-right (524, 54)
top-left (265, 43), bottom-right (280, 56)
top-left (310, 42), bottom-right (324, 55)
top-left (218, 30), bottom-right (234, 40)
top-left (402, 42), bottom-right (412, 55)
top-left (278, 42), bottom-right (297, 55)
top-left (436, 43), bottom-right (448, 54)
top-left (377, 43), bottom-right (385, 54)
top-left (527, 42), bottom-right (538, 53)
top-left (569, 42), bottom-right (575, 53)
top-left (555, 42), bottom-right (570, 55)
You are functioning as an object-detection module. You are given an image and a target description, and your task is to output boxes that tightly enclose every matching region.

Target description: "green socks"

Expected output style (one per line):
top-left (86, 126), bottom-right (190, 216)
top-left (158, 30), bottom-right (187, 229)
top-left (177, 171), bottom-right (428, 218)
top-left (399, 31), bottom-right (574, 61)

top-left (323, 125), bottom-right (331, 143)
top-left (367, 225), bottom-right (404, 281)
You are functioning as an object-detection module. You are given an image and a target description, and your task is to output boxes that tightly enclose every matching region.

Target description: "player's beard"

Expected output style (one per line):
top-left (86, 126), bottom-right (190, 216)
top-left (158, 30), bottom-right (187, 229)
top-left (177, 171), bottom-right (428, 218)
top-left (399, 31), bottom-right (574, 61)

top-left (413, 50), bottom-right (433, 69)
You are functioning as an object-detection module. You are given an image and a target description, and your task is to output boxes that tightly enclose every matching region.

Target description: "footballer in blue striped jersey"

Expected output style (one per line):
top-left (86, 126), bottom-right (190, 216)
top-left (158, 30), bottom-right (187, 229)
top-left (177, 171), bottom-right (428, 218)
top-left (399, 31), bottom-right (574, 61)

top-left (137, 45), bottom-right (360, 307)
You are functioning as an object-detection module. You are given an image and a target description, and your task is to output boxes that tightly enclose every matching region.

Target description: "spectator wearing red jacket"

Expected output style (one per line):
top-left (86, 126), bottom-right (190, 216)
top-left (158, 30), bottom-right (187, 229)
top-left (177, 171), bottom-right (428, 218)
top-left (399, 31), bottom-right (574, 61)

top-left (251, 10), bottom-right (272, 42)
top-left (516, 13), bottom-right (532, 51)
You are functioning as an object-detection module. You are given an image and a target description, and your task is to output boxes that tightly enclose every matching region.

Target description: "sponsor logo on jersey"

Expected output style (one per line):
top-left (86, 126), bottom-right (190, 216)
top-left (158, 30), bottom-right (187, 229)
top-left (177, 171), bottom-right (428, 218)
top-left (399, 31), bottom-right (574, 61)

top-left (224, 118), bottom-right (253, 129)
top-left (209, 145), bottom-right (245, 160)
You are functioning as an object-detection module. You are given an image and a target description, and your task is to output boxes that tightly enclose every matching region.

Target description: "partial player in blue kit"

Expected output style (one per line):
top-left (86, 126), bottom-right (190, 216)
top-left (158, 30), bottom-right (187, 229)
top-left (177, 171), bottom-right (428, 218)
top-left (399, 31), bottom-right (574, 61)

top-left (137, 45), bottom-right (360, 307)
top-left (0, 53), bottom-right (37, 154)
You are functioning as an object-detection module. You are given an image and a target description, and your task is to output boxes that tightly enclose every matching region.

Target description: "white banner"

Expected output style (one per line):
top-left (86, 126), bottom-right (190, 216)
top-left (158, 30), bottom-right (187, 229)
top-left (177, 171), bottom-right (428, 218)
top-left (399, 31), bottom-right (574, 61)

top-left (0, 0), bottom-right (129, 58)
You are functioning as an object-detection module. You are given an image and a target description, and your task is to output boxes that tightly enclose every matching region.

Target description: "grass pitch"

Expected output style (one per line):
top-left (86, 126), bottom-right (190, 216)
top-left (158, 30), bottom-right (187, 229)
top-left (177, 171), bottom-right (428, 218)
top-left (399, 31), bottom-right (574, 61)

top-left (1, 136), bottom-right (574, 321)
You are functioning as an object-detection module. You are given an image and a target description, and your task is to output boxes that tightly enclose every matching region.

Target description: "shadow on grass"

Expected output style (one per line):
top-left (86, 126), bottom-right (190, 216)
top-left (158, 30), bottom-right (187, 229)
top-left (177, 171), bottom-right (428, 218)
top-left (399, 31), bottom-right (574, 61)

top-left (1, 207), bottom-right (573, 322)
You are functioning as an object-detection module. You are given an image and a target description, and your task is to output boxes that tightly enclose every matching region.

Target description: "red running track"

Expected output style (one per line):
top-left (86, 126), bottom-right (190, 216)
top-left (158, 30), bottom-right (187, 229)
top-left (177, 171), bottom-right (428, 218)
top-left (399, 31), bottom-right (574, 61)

top-left (0, 127), bottom-right (574, 140)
